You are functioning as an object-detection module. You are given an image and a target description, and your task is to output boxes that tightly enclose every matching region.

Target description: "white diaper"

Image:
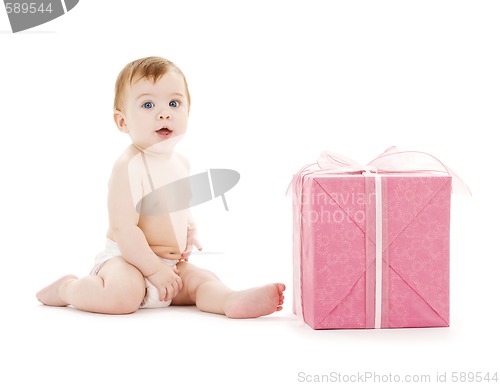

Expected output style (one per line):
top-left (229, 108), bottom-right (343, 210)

top-left (90, 238), bottom-right (178, 309)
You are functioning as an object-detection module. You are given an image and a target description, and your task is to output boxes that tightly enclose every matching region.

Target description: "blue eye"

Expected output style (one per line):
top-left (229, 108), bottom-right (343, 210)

top-left (169, 100), bottom-right (179, 108)
top-left (142, 101), bottom-right (154, 109)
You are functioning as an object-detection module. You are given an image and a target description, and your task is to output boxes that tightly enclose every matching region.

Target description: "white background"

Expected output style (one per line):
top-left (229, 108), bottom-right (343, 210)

top-left (0, 1), bottom-right (498, 385)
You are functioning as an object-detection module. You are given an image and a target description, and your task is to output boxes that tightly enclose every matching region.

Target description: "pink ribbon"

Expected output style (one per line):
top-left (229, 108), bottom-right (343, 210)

top-left (289, 146), bottom-right (470, 196)
top-left (292, 147), bottom-right (470, 328)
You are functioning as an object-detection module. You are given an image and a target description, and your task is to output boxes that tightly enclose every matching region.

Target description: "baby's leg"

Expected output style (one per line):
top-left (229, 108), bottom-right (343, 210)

top-left (172, 262), bottom-right (285, 318)
top-left (36, 257), bottom-right (145, 315)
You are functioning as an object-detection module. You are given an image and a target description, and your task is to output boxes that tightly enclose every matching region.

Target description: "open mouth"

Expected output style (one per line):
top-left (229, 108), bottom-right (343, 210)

top-left (156, 127), bottom-right (173, 139)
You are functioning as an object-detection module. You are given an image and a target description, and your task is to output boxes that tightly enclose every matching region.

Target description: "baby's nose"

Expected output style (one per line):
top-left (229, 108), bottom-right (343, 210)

top-left (158, 110), bottom-right (171, 120)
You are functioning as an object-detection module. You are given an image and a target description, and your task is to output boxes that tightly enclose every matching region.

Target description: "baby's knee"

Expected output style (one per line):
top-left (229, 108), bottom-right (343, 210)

top-left (107, 278), bottom-right (145, 314)
top-left (187, 268), bottom-right (220, 291)
top-left (99, 258), bottom-right (146, 314)
top-left (111, 290), bottom-right (144, 314)
top-left (200, 269), bottom-right (219, 282)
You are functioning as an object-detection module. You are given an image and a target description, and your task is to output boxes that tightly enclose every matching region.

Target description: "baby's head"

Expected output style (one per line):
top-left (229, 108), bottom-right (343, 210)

top-left (114, 56), bottom-right (190, 113)
top-left (113, 57), bottom-right (191, 153)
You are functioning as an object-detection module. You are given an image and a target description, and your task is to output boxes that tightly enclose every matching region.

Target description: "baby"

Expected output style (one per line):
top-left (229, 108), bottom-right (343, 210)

top-left (36, 56), bottom-right (285, 317)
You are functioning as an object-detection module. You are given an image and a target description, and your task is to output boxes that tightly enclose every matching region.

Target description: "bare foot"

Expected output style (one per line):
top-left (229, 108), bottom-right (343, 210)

top-left (225, 283), bottom-right (285, 319)
top-left (36, 275), bottom-right (77, 307)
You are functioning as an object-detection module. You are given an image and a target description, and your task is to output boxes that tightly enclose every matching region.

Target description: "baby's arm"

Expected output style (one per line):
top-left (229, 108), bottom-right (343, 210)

top-left (107, 157), bottom-right (182, 301)
top-left (182, 209), bottom-right (203, 260)
top-left (175, 153), bottom-right (202, 260)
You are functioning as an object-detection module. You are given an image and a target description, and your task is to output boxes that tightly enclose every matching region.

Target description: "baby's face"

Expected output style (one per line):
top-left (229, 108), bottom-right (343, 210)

top-left (116, 71), bottom-right (189, 153)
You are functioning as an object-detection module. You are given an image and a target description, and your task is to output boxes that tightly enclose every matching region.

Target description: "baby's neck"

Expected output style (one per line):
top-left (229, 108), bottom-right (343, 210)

top-left (133, 143), bottom-right (176, 159)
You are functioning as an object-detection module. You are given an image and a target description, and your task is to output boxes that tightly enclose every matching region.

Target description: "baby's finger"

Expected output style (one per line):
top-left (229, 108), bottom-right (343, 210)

top-left (175, 275), bottom-right (183, 291)
top-left (194, 239), bottom-right (203, 251)
top-left (182, 245), bottom-right (192, 258)
top-left (169, 280), bottom-right (180, 300)
top-left (157, 286), bottom-right (167, 302)
top-left (165, 283), bottom-right (174, 301)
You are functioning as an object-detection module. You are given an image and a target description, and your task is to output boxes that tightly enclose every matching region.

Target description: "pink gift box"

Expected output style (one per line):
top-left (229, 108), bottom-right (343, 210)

top-left (292, 149), bottom-right (468, 330)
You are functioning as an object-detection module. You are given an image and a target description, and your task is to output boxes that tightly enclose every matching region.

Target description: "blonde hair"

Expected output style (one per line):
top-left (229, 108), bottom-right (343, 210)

top-left (114, 56), bottom-right (191, 112)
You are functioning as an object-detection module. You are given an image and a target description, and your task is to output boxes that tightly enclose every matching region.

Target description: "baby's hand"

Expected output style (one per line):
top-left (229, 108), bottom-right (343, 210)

top-left (145, 265), bottom-right (183, 302)
top-left (182, 225), bottom-right (202, 261)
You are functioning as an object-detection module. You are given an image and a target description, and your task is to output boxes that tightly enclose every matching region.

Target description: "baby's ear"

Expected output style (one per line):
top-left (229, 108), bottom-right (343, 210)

top-left (113, 110), bottom-right (128, 133)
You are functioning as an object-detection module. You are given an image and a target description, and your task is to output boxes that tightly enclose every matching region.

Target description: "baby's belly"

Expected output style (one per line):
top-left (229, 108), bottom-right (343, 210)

top-left (138, 212), bottom-right (188, 255)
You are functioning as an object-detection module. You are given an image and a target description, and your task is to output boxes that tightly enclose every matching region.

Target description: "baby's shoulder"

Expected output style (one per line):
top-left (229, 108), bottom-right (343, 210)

top-left (110, 146), bottom-right (145, 179)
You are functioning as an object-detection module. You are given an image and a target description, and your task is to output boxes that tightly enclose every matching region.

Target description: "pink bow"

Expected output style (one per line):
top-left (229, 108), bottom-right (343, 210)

top-left (289, 146), bottom-right (471, 195)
